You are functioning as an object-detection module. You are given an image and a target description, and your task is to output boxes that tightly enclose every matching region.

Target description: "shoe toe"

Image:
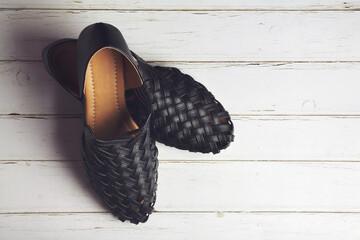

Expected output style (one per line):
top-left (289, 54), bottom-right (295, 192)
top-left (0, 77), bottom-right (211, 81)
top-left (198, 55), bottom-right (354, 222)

top-left (81, 120), bottom-right (158, 224)
top-left (142, 63), bottom-right (234, 154)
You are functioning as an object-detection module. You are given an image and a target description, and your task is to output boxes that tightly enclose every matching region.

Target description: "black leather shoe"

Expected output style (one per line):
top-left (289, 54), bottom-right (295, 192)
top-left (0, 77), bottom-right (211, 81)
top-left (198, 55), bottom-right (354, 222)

top-left (43, 28), bottom-right (234, 154)
top-left (135, 54), bottom-right (234, 154)
top-left (44, 23), bottom-right (158, 224)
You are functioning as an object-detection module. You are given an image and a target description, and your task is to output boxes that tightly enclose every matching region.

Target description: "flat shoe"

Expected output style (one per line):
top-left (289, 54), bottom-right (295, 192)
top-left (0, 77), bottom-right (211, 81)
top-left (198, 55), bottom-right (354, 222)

top-left (43, 36), bottom-right (234, 154)
top-left (44, 23), bottom-right (158, 224)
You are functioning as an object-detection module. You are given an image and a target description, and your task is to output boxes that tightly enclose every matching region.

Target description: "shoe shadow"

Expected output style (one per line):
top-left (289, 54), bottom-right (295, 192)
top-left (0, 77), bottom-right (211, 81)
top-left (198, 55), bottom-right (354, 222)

top-left (9, 21), bottom-right (108, 211)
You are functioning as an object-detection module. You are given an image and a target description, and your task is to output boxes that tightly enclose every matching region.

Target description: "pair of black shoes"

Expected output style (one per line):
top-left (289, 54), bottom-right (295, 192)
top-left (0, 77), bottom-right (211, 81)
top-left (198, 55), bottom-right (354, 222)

top-left (42, 23), bottom-right (234, 224)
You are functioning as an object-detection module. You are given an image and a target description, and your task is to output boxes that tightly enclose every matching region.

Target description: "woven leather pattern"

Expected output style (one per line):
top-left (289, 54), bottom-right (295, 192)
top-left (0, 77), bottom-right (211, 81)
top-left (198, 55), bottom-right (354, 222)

top-left (82, 116), bottom-right (158, 224)
top-left (138, 59), bottom-right (234, 154)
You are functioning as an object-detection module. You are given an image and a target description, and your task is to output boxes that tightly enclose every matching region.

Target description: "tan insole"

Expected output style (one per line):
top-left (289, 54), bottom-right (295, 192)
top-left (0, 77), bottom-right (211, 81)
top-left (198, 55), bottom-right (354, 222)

top-left (84, 48), bottom-right (140, 140)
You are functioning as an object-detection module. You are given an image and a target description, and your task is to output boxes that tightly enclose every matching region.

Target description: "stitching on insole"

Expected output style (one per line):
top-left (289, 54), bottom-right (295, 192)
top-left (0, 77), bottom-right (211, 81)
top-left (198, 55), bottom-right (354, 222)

top-left (120, 55), bottom-right (134, 133)
top-left (89, 61), bottom-right (96, 132)
top-left (113, 52), bottom-right (120, 113)
top-left (114, 52), bottom-right (132, 133)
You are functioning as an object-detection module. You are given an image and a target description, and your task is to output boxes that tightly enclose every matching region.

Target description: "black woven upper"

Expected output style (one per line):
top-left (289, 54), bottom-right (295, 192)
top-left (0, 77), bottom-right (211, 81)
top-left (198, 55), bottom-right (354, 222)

top-left (82, 113), bottom-right (158, 224)
top-left (80, 83), bottom-right (158, 224)
top-left (43, 36), bottom-right (232, 225)
top-left (135, 56), bottom-right (234, 154)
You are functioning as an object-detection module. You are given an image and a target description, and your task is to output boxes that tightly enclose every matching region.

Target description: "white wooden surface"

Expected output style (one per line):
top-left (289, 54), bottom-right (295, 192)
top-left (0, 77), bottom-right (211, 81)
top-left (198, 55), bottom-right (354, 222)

top-left (0, 1), bottom-right (359, 239)
top-left (2, 161), bottom-right (360, 212)
top-left (3, 61), bottom-right (360, 115)
top-left (1, 11), bottom-right (360, 61)
top-left (2, 0), bottom-right (360, 10)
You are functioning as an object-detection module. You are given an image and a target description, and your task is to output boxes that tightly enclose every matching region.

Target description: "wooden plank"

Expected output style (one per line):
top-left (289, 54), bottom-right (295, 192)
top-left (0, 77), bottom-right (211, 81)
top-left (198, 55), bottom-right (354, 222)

top-left (0, 212), bottom-right (360, 240)
top-left (0, 116), bottom-right (359, 161)
top-left (2, 61), bottom-right (360, 115)
top-left (1, 0), bottom-right (359, 10)
top-left (1, 161), bottom-right (360, 212)
top-left (0, 61), bottom-right (81, 115)
top-left (1, 11), bottom-right (360, 61)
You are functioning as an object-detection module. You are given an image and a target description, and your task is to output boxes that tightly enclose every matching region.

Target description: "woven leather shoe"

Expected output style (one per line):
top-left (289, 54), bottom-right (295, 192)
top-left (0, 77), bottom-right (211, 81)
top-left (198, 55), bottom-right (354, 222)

top-left (43, 31), bottom-right (234, 154)
top-left (136, 54), bottom-right (234, 154)
top-left (44, 23), bottom-right (158, 224)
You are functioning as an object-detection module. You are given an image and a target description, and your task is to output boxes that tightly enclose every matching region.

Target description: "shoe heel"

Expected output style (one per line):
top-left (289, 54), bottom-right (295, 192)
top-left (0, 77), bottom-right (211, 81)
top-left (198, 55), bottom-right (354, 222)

top-left (42, 38), bottom-right (80, 99)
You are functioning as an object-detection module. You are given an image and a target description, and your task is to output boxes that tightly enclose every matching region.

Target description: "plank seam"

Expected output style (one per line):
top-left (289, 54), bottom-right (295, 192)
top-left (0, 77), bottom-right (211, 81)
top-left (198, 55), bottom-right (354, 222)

top-left (1, 160), bottom-right (360, 163)
top-left (1, 210), bottom-right (360, 214)
top-left (3, 60), bottom-right (360, 64)
top-left (1, 8), bottom-right (360, 12)
top-left (3, 114), bottom-right (360, 119)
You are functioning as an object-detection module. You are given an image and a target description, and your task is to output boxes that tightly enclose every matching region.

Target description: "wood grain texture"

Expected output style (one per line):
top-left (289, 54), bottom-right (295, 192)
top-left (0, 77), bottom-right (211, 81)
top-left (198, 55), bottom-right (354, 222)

top-left (0, 116), bottom-right (359, 161)
top-left (1, 161), bottom-right (360, 212)
top-left (1, 11), bottom-right (360, 61)
top-left (2, 61), bottom-right (360, 115)
top-left (0, 1), bottom-right (359, 237)
top-left (0, 212), bottom-right (359, 240)
top-left (0, 61), bottom-right (80, 115)
top-left (1, 0), bottom-right (360, 10)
